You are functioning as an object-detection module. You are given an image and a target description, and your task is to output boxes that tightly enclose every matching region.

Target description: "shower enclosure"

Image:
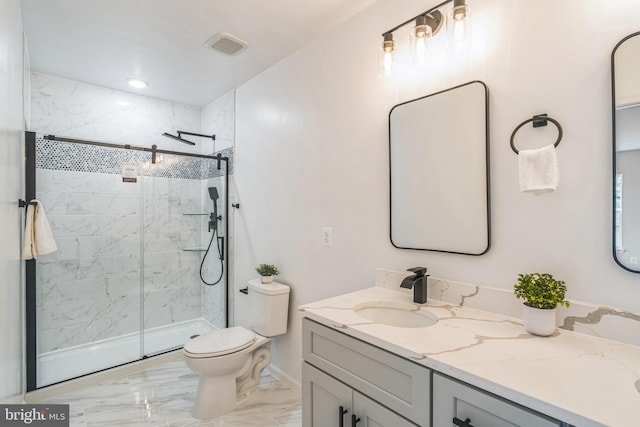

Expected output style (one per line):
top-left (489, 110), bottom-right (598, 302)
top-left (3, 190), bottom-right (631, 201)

top-left (24, 132), bottom-right (230, 390)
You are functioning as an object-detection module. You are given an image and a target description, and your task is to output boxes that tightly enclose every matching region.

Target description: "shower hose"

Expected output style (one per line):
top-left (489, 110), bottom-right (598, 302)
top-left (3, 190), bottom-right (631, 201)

top-left (200, 224), bottom-right (224, 286)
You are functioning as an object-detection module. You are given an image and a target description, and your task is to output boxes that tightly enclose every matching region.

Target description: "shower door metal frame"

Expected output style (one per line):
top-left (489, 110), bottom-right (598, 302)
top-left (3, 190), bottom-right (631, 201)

top-left (24, 131), bottom-right (230, 391)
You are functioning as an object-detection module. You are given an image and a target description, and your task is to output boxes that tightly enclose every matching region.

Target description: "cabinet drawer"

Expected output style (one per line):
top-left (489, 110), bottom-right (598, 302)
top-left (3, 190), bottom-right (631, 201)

top-left (303, 318), bottom-right (430, 427)
top-left (433, 374), bottom-right (562, 427)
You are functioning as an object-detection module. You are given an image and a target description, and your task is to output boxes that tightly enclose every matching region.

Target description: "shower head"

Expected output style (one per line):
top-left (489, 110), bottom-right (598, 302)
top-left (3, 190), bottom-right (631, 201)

top-left (162, 131), bottom-right (215, 146)
top-left (162, 132), bottom-right (196, 146)
top-left (208, 187), bottom-right (219, 202)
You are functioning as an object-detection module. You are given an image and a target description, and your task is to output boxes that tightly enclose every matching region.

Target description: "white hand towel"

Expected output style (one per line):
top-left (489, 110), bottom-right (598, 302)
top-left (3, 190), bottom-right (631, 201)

top-left (21, 203), bottom-right (36, 260)
top-left (518, 144), bottom-right (559, 193)
top-left (22, 200), bottom-right (57, 260)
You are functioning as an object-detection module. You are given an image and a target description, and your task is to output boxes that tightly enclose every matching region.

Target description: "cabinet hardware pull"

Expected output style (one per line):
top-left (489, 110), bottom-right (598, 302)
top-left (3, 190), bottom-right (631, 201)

top-left (351, 414), bottom-right (361, 426)
top-left (339, 406), bottom-right (348, 427)
top-left (453, 417), bottom-right (475, 427)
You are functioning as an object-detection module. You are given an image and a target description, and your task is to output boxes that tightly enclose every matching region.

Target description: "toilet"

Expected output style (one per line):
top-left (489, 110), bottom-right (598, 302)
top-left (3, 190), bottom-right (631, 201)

top-left (184, 279), bottom-right (290, 419)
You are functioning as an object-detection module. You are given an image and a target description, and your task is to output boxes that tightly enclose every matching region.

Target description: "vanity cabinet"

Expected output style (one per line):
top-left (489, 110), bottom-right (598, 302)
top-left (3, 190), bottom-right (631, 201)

top-left (433, 374), bottom-right (563, 427)
top-left (302, 318), bottom-right (430, 426)
top-left (302, 318), bottom-right (568, 427)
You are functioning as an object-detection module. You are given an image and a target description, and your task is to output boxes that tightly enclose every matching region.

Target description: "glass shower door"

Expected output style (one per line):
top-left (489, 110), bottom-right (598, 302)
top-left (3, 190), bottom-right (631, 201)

top-left (141, 154), bottom-right (227, 356)
top-left (29, 133), bottom-right (230, 388)
top-left (34, 135), bottom-right (143, 387)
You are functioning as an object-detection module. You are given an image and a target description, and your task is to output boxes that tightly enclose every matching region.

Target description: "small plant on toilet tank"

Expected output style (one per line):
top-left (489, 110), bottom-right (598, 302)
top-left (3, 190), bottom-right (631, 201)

top-left (514, 273), bottom-right (569, 336)
top-left (255, 264), bottom-right (279, 284)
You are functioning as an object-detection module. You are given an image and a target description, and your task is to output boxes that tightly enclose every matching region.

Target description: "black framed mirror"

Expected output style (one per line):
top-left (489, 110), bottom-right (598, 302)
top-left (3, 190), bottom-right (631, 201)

top-left (612, 31), bottom-right (640, 273)
top-left (389, 81), bottom-right (490, 255)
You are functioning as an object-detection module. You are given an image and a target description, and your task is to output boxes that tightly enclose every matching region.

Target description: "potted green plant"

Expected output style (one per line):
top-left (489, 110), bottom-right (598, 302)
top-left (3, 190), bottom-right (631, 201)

top-left (255, 264), bottom-right (280, 284)
top-left (514, 273), bottom-right (569, 336)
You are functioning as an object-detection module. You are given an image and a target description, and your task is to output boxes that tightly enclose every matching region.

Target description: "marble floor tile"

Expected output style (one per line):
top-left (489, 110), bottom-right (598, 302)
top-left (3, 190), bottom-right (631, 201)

top-left (44, 360), bottom-right (301, 426)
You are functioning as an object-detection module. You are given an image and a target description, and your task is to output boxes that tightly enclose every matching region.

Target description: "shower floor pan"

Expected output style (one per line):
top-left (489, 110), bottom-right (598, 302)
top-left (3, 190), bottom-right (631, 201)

top-left (37, 318), bottom-right (215, 388)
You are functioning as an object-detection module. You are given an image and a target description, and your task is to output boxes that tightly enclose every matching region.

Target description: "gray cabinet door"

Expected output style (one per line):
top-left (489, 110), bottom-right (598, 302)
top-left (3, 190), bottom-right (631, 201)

top-left (433, 374), bottom-right (562, 427)
top-left (303, 318), bottom-right (430, 426)
top-left (353, 391), bottom-right (419, 427)
top-left (303, 362), bottom-right (353, 427)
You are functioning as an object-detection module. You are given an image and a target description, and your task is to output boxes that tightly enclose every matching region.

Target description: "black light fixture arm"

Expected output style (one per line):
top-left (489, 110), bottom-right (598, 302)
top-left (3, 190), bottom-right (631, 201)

top-left (381, 0), bottom-right (453, 36)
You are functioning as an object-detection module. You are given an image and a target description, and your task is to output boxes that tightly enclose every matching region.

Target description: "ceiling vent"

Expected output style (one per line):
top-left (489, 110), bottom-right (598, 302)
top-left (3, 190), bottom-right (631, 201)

top-left (205, 32), bottom-right (248, 56)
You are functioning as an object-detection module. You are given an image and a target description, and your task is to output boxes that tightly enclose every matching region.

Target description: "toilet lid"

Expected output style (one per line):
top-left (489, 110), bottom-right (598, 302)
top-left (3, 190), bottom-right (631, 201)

top-left (184, 326), bottom-right (256, 358)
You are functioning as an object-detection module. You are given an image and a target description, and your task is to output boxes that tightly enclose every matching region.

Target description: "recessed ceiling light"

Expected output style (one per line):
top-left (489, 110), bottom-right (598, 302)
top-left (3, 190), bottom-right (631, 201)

top-left (116, 101), bottom-right (130, 107)
top-left (127, 78), bottom-right (147, 89)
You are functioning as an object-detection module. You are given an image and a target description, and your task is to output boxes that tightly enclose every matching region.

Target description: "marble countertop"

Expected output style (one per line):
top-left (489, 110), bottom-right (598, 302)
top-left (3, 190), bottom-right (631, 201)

top-left (299, 286), bottom-right (640, 427)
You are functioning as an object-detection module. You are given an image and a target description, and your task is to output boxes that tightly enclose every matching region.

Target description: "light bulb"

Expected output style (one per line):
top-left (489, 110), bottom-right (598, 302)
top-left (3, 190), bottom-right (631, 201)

top-left (410, 15), bottom-right (435, 68)
top-left (453, 19), bottom-right (466, 42)
top-left (379, 33), bottom-right (396, 77)
top-left (416, 37), bottom-right (427, 64)
top-left (383, 51), bottom-right (393, 76)
top-left (447, 1), bottom-right (472, 51)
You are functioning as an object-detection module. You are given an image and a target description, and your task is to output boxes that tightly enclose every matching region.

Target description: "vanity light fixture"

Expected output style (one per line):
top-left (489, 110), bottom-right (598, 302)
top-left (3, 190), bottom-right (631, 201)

top-left (127, 78), bottom-right (147, 89)
top-left (379, 0), bottom-right (472, 77)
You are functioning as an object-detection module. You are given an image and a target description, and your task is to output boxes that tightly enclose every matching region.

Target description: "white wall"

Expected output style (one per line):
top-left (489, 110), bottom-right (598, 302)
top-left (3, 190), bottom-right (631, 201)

top-left (0, 0), bottom-right (25, 402)
top-left (232, 0), bottom-right (640, 383)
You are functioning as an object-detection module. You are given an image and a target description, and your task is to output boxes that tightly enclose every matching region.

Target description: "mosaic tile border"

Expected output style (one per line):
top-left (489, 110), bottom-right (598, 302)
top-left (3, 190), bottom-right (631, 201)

top-left (36, 135), bottom-right (233, 179)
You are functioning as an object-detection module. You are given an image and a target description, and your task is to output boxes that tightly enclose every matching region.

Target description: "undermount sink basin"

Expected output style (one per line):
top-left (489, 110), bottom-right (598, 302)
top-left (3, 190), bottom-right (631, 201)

top-left (353, 301), bottom-right (438, 328)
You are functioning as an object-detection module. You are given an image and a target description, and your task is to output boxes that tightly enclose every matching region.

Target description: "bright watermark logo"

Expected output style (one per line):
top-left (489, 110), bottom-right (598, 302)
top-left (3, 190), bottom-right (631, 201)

top-left (0, 405), bottom-right (69, 426)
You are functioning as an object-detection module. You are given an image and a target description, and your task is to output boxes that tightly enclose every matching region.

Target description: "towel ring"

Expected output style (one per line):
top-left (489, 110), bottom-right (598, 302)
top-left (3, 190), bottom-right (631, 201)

top-left (510, 114), bottom-right (563, 154)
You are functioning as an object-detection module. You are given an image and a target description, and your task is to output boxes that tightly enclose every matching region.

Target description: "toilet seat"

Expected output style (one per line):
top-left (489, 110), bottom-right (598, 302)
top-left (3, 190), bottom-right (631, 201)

top-left (184, 326), bottom-right (256, 358)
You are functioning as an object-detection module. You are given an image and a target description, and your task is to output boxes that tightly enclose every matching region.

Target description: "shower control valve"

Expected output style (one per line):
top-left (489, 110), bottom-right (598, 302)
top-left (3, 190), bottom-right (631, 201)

top-left (208, 213), bottom-right (222, 232)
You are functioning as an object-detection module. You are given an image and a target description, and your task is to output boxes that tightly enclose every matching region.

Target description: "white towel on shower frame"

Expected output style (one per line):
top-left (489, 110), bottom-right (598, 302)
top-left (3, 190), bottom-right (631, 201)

top-left (22, 200), bottom-right (58, 260)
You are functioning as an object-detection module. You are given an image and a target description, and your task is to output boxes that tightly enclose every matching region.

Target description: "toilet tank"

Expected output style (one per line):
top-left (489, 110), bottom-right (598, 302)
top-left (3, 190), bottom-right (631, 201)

top-left (248, 279), bottom-right (290, 337)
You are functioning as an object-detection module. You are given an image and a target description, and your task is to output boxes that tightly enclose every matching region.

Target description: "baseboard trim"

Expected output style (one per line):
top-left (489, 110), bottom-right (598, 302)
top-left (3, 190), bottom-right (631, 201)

top-left (268, 364), bottom-right (301, 394)
top-left (2, 395), bottom-right (26, 404)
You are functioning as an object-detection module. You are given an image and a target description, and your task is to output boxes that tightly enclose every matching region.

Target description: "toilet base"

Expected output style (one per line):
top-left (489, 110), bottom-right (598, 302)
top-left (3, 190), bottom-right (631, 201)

top-left (193, 374), bottom-right (237, 419)
top-left (187, 338), bottom-right (272, 420)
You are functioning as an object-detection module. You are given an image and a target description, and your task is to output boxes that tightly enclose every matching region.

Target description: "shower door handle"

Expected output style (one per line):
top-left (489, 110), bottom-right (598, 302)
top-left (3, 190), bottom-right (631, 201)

top-left (218, 236), bottom-right (225, 261)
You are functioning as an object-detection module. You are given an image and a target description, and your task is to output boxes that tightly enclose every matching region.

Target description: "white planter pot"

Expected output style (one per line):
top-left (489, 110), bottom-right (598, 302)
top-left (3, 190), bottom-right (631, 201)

top-left (260, 275), bottom-right (273, 284)
top-left (522, 304), bottom-right (557, 336)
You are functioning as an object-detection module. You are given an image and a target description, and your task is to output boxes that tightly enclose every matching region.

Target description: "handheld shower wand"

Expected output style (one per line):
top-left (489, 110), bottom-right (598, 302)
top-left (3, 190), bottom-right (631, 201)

top-left (201, 186), bottom-right (224, 286)
top-left (208, 187), bottom-right (220, 232)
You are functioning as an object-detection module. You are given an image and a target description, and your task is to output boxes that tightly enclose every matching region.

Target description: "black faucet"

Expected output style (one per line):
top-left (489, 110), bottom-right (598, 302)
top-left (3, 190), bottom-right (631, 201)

top-left (400, 267), bottom-right (429, 304)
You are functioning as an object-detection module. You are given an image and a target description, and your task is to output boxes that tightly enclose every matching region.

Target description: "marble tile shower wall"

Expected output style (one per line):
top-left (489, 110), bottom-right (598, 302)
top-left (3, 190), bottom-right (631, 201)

top-left (29, 72), bottom-right (203, 154)
top-left (201, 90), bottom-right (235, 153)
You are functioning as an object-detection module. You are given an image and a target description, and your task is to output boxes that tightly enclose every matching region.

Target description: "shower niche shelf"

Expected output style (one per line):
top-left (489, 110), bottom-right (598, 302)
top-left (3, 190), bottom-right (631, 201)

top-left (182, 248), bottom-right (208, 252)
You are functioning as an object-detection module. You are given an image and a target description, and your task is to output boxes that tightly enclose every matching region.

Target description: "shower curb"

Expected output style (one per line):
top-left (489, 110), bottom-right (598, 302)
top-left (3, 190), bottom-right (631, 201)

top-left (24, 349), bottom-right (182, 403)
